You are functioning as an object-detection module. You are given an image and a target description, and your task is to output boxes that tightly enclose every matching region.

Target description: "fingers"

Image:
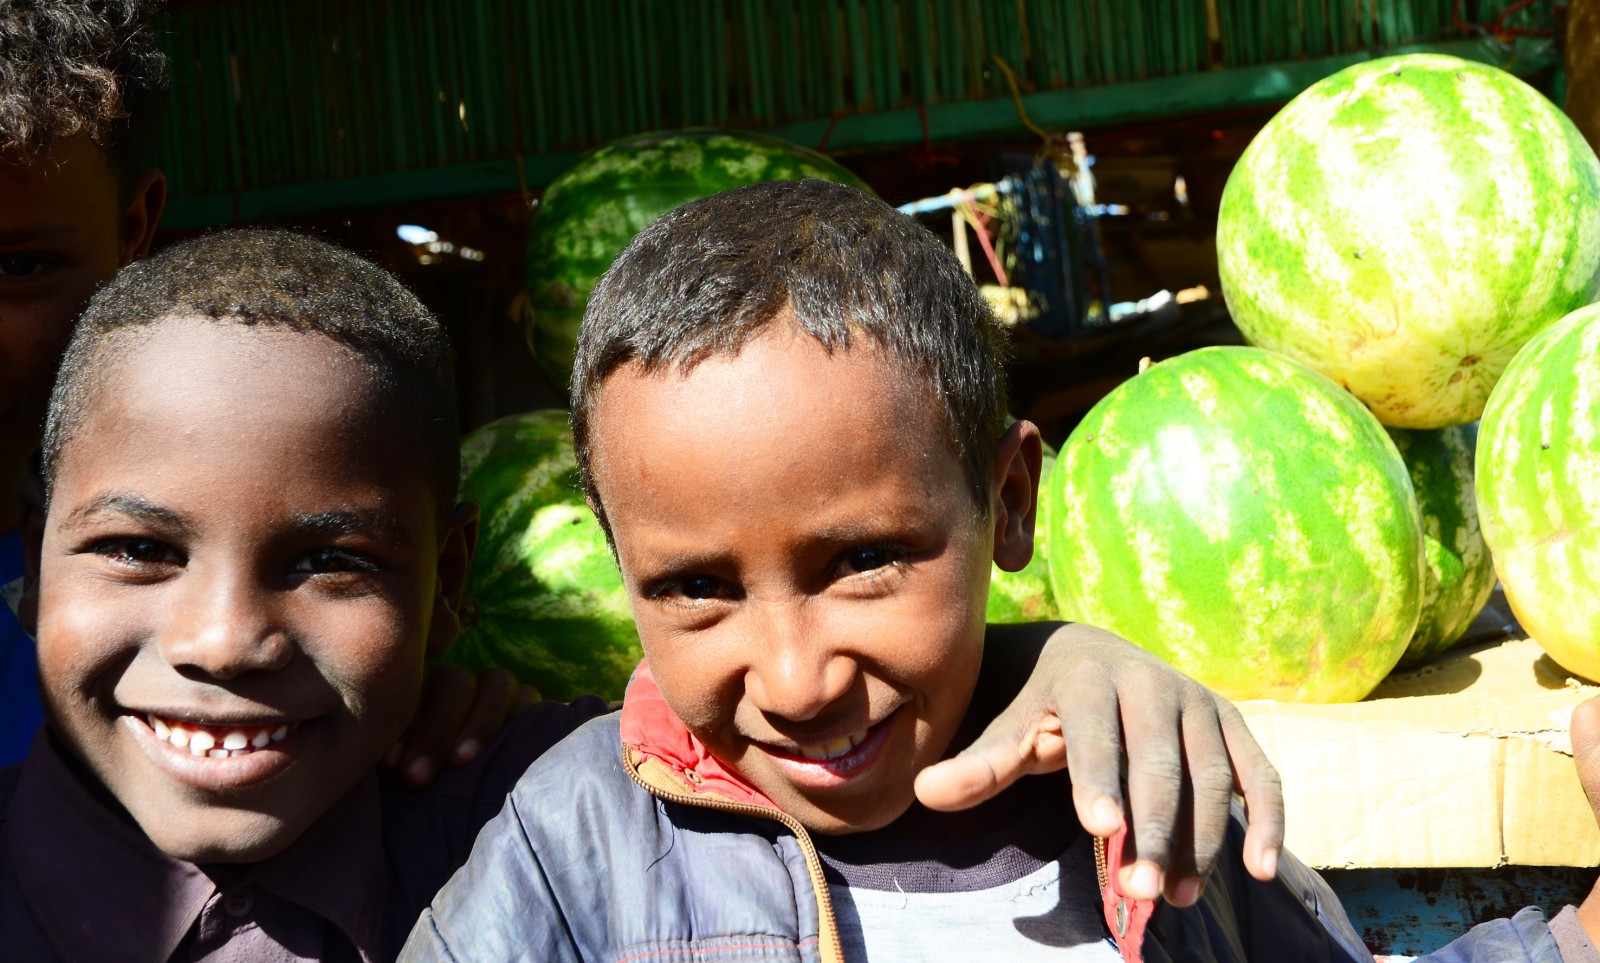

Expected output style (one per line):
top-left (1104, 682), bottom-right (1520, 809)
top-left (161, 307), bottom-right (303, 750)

top-left (1156, 699), bottom-right (1235, 907)
top-left (1057, 678), bottom-right (1128, 837)
top-left (388, 662), bottom-right (476, 786)
top-left (514, 682), bottom-right (544, 713)
top-left (1219, 700), bottom-right (1283, 882)
top-left (446, 667), bottom-right (518, 766)
top-left (1572, 696), bottom-right (1600, 814)
top-left (914, 695), bottom-right (1038, 812)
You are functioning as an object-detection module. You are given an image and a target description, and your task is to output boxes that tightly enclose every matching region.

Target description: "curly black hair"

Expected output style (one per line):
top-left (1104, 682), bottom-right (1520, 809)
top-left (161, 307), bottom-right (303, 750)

top-left (0, 0), bottom-right (168, 185)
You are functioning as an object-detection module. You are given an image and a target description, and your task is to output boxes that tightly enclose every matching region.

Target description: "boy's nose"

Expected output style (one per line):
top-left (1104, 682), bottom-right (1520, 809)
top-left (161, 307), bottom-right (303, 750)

top-left (158, 572), bottom-right (293, 679)
top-left (742, 604), bottom-right (855, 722)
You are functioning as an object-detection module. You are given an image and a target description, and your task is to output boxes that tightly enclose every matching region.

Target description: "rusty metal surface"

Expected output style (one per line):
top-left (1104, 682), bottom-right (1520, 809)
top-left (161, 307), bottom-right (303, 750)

top-left (1324, 866), bottom-right (1599, 958)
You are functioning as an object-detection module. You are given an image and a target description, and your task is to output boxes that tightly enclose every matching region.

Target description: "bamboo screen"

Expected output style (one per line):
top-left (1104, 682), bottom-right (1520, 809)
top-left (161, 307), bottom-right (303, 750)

top-left (151, 0), bottom-right (1552, 201)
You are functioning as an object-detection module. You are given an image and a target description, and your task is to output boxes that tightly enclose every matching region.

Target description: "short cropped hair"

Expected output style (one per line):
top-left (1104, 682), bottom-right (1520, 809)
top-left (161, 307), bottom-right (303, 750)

top-left (571, 179), bottom-right (1010, 533)
top-left (43, 229), bottom-right (460, 507)
top-left (0, 0), bottom-right (168, 188)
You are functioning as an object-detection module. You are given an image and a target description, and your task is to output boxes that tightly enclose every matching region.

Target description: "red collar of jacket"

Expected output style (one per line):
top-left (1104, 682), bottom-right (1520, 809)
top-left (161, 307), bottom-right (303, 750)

top-left (619, 660), bottom-right (777, 808)
top-left (619, 659), bottom-right (1156, 962)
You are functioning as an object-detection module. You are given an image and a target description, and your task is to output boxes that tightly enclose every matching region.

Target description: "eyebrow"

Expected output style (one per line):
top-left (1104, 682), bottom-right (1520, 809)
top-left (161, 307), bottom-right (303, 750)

top-left (0, 221), bottom-right (80, 246)
top-left (62, 493), bottom-right (192, 535)
top-left (291, 509), bottom-right (412, 548)
top-left (59, 497), bottom-right (411, 548)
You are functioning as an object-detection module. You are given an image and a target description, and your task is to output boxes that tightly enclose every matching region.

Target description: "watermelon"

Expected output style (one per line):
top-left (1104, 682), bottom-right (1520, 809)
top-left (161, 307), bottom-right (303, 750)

top-left (987, 443), bottom-right (1059, 624)
top-left (440, 410), bottom-right (641, 702)
top-left (1476, 303), bottom-right (1600, 681)
top-left (524, 128), bottom-right (870, 391)
top-left (1047, 347), bottom-right (1423, 703)
top-left (1388, 424), bottom-right (1494, 667)
top-left (1217, 53), bottom-right (1600, 429)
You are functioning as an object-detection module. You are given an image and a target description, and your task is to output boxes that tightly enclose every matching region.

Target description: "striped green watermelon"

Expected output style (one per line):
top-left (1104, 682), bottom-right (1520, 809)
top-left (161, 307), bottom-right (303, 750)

top-left (987, 443), bottom-right (1059, 624)
top-left (1477, 303), bottom-right (1600, 680)
top-left (525, 128), bottom-right (869, 391)
top-left (440, 410), bottom-right (641, 701)
top-left (1047, 347), bottom-right (1423, 703)
top-left (1388, 424), bottom-right (1494, 667)
top-left (1218, 53), bottom-right (1600, 429)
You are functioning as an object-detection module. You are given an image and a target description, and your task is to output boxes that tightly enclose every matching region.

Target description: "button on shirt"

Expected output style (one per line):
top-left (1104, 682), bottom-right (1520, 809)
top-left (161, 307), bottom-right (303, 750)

top-left (0, 696), bottom-right (608, 962)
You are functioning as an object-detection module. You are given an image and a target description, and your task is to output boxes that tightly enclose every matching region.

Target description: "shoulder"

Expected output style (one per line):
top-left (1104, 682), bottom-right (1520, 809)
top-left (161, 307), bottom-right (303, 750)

top-left (410, 716), bottom-right (821, 962)
top-left (376, 696), bottom-right (611, 914)
top-left (1414, 906), bottom-right (1569, 963)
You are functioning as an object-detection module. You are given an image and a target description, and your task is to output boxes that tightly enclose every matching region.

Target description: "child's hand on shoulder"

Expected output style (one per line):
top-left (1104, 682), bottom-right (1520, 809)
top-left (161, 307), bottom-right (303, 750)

top-left (914, 621), bottom-right (1282, 908)
top-left (1570, 696), bottom-right (1600, 944)
top-left (384, 664), bottom-right (542, 786)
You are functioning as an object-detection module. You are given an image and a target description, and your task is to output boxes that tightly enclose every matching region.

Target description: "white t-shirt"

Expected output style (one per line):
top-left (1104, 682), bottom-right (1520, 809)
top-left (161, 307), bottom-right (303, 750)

top-left (817, 776), bottom-right (1121, 962)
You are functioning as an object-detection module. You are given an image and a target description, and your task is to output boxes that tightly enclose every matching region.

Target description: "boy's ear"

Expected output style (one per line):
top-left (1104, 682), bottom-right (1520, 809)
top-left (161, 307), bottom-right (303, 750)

top-left (119, 169), bottom-right (167, 266)
top-left (425, 501), bottom-right (480, 658)
top-left (991, 419), bottom-right (1043, 573)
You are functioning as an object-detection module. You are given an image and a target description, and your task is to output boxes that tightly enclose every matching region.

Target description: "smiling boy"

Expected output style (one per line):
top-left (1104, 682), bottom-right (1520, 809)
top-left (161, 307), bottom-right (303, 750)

top-left (0, 224), bottom-right (1302, 961)
top-left (0, 229), bottom-right (609, 959)
top-left (402, 181), bottom-right (1371, 963)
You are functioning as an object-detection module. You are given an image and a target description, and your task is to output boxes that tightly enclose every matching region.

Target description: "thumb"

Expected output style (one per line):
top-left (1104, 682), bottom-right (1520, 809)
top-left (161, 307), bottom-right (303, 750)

top-left (1573, 696), bottom-right (1600, 816)
top-left (914, 700), bottom-right (1063, 812)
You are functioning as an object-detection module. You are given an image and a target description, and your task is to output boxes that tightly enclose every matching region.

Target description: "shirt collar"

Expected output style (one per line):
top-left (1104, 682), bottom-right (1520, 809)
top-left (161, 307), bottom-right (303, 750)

top-left (9, 730), bottom-right (387, 963)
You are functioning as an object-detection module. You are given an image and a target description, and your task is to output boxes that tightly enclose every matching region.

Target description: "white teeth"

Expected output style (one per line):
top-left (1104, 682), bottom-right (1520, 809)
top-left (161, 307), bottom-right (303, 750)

top-left (148, 715), bottom-right (299, 758)
top-left (798, 731), bottom-right (866, 761)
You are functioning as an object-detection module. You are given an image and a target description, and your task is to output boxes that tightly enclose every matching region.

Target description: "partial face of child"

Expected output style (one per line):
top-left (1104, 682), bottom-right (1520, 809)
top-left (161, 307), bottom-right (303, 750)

top-left (0, 136), bottom-right (162, 506)
top-left (589, 319), bottom-right (1036, 834)
top-left (34, 317), bottom-right (469, 863)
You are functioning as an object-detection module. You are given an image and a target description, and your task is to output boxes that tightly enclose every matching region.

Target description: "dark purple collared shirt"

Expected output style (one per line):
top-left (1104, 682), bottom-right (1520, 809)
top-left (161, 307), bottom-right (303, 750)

top-left (0, 697), bottom-right (607, 963)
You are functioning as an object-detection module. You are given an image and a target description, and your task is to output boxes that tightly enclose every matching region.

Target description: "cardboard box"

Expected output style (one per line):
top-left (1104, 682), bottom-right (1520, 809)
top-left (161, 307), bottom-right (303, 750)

top-left (1237, 635), bottom-right (1600, 869)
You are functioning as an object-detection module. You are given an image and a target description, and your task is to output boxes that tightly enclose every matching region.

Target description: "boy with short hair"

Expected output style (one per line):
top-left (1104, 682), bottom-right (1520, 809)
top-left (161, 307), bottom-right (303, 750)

top-left (1, 228), bottom-right (610, 959)
top-left (403, 181), bottom-right (1600, 963)
top-left (1, 225), bottom-right (1294, 961)
top-left (0, 0), bottom-right (574, 781)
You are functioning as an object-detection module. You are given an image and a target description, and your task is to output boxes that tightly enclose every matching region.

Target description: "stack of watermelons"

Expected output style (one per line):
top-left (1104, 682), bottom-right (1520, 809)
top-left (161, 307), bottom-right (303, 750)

top-left (1046, 53), bottom-right (1600, 701)
top-left (448, 57), bottom-right (1600, 704)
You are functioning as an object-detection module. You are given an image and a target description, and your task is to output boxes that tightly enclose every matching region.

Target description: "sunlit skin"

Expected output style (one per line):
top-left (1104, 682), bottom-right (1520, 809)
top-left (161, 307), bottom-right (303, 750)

top-left (590, 319), bottom-right (1038, 834)
top-left (0, 135), bottom-right (163, 530)
top-left (30, 318), bottom-right (474, 863)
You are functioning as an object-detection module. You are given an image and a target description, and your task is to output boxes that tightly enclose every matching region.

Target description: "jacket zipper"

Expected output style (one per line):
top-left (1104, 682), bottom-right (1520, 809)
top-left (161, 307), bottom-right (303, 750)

top-left (621, 746), bottom-right (844, 963)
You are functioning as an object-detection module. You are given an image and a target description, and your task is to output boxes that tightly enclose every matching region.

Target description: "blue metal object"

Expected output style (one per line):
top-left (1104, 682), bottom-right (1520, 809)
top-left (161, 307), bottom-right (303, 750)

top-left (1323, 866), bottom-right (1598, 958)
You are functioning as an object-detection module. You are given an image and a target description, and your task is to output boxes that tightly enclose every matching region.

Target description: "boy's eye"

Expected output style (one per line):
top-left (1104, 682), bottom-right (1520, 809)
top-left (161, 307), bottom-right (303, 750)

top-left (0, 254), bottom-right (49, 280)
top-left (93, 537), bottom-right (183, 567)
top-left (291, 548), bottom-right (379, 575)
top-left (840, 545), bottom-right (901, 576)
top-left (650, 573), bottom-right (731, 604)
top-left (678, 575), bottom-right (724, 600)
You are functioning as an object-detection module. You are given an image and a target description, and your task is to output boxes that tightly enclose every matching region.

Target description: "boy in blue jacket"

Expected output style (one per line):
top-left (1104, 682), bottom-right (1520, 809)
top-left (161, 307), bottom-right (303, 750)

top-left (406, 180), bottom-right (1600, 963)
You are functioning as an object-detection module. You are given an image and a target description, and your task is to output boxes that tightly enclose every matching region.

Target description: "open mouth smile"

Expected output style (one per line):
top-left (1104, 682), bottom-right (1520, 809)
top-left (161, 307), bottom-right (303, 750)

top-left (146, 713), bottom-right (301, 758)
top-left (763, 709), bottom-right (900, 789)
top-left (123, 712), bottom-right (311, 792)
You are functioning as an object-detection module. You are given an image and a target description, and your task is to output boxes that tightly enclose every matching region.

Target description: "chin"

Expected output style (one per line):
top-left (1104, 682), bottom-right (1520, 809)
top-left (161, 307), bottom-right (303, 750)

top-left (145, 813), bottom-right (297, 865)
top-left (795, 791), bottom-right (917, 837)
